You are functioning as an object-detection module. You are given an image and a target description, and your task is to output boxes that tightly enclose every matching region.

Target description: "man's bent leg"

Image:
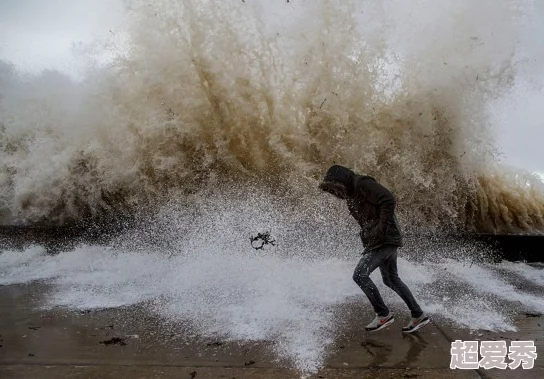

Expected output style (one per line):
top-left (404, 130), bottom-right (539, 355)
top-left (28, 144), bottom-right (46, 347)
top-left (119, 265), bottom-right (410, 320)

top-left (379, 247), bottom-right (423, 318)
top-left (353, 248), bottom-right (390, 317)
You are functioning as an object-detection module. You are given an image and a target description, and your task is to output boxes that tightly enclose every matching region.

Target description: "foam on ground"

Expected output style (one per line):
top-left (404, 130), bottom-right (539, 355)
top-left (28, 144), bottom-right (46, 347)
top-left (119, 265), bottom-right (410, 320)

top-left (1, 210), bottom-right (543, 372)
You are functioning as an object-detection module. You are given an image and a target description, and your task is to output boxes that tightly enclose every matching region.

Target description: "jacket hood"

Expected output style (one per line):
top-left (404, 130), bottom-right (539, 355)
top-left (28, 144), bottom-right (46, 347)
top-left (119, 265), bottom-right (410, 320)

top-left (322, 165), bottom-right (354, 185)
top-left (320, 165), bottom-right (356, 197)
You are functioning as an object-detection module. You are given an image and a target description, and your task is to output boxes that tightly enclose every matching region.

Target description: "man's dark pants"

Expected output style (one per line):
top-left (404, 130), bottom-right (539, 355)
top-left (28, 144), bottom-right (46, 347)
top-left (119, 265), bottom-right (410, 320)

top-left (353, 244), bottom-right (423, 318)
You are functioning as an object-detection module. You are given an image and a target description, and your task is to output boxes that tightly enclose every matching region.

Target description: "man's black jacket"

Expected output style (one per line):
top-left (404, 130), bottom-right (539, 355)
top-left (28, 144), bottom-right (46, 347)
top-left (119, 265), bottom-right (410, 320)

top-left (321, 165), bottom-right (403, 252)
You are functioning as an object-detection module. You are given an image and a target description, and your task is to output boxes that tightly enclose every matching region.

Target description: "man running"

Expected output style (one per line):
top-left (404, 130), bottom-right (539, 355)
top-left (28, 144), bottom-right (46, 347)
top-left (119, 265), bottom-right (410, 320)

top-left (319, 165), bottom-right (429, 333)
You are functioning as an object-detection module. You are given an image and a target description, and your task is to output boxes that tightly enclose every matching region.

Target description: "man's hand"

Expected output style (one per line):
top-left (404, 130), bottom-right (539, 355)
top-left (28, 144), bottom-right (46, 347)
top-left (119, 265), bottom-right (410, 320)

top-left (359, 222), bottom-right (385, 245)
top-left (358, 230), bottom-right (366, 245)
top-left (368, 222), bottom-right (386, 245)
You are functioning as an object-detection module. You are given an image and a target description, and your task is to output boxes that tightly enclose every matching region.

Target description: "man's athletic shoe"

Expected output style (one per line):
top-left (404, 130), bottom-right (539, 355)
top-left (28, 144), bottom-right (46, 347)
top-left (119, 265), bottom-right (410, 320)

top-left (365, 313), bottom-right (395, 332)
top-left (402, 313), bottom-right (430, 333)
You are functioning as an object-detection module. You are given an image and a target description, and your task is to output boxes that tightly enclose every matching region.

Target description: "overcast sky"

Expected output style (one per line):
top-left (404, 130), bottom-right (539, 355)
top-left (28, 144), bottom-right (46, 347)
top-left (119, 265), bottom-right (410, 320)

top-left (0, 0), bottom-right (124, 77)
top-left (1, 0), bottom-right (543, 177)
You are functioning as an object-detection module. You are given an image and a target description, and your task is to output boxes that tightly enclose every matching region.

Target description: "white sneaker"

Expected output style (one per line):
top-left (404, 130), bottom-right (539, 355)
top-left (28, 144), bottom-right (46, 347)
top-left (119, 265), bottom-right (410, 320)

top-left (365, 313), bottom-right (395, 332)
top-left (402, 313), bottom-right (430, 333)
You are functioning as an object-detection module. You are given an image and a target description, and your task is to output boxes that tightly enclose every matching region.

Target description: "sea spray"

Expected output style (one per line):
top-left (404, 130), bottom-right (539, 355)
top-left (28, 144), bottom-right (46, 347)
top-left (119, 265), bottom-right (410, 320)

top-left (1, 0), bottom-right (543, 232)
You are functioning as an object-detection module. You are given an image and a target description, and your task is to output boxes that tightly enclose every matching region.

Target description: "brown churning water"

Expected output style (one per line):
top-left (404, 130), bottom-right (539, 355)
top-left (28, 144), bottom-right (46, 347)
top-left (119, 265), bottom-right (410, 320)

top-left (0, 0), bottom-right (543, 233)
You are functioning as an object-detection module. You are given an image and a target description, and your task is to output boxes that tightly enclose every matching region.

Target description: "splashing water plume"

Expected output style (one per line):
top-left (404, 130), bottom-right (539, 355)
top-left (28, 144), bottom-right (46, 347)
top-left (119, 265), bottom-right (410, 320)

top-left (0, 0), bottom-right (543, 232)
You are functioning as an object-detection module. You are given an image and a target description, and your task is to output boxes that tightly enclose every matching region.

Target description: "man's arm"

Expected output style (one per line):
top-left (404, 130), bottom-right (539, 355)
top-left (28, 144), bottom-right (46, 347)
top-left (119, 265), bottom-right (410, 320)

top-left (359, 180), bottom-right (396, 236)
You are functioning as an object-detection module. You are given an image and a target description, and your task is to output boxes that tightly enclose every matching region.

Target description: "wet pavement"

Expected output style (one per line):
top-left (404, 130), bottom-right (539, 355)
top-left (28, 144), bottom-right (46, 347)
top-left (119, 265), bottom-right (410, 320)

top-left (0, 283), bottom-right (542, 379)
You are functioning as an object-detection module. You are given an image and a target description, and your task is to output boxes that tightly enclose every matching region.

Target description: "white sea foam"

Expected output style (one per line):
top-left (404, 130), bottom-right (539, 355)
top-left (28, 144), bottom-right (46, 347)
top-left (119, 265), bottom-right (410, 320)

top-left (440, 259), bottom-right (544, 314)
top-left (497, 261), bottom-right (544, 287)
top-left (1, 205), bottom-right (543, 371)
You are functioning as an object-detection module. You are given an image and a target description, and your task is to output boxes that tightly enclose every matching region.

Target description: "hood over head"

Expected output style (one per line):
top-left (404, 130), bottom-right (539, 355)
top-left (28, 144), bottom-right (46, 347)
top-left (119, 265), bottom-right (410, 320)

top-left (319, 165), bottom-right (356, 199)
